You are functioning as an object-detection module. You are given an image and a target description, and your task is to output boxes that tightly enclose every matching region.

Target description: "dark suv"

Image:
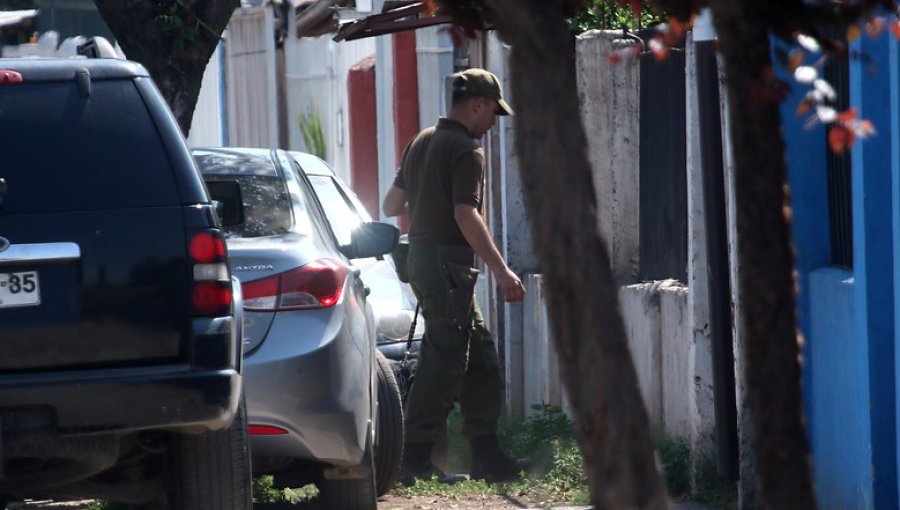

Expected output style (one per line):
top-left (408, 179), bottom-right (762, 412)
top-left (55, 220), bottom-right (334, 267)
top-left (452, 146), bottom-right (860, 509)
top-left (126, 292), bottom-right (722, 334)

top-left (0, 59), bottom-right (250, 508)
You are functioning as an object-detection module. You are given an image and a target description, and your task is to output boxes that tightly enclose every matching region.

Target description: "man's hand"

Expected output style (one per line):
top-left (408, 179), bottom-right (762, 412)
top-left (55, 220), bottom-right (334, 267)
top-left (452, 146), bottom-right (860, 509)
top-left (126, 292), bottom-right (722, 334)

top-left (495, 266), bottom-right (526, 303)
top-left (453, 203), bottom-right (526, 303)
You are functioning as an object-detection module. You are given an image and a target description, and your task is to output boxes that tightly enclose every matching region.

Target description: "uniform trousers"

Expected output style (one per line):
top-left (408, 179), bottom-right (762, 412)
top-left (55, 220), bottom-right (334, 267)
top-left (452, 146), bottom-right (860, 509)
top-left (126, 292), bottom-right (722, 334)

top-left (403, 241), bottom-right (502, 445)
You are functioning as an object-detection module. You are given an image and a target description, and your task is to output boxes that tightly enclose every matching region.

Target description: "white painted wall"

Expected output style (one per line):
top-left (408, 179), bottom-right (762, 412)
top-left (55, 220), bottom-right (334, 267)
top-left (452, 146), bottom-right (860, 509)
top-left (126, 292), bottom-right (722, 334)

top-left (375, 0), bottom-right (397, 227)
top-left (415, 25), bottom-right (454, 128)
top-left (576, 31), bottom-right (641, 284)
top-left (284, 10), bottom-right (375, 183)
top-left (187, 43), bottom-right (225, 148)
top-left (225, 5), bottom-right (279, 148)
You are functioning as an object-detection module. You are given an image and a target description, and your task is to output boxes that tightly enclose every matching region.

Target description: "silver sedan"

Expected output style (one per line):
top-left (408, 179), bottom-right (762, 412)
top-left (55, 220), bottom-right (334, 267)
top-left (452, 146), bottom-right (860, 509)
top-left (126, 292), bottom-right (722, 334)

top-left (193, 147), bottom-right (402, 509)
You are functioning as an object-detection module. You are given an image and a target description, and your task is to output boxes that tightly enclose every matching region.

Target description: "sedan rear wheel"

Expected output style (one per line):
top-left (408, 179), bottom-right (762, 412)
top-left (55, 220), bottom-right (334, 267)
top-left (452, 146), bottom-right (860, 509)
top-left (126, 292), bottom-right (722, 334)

top-left (317, 430), bottom-right (377, 510)
top-left (374, 350), bottom-right (404, 496)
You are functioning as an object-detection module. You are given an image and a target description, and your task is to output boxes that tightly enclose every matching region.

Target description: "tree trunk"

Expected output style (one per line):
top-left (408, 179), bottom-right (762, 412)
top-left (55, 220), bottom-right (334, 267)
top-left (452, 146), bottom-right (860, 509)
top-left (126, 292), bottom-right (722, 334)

top-left (482, 1), bottom-right (669, 508)
top-left (94, 0), bottom-right (239, 136)
top-left (710, 1), bottom-right (817, 508)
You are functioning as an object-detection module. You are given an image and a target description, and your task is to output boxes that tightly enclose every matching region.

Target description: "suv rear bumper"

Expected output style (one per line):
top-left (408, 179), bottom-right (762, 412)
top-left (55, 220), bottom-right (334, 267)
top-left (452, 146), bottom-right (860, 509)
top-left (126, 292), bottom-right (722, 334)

top-left (0, 366), bottom-right (240, 434)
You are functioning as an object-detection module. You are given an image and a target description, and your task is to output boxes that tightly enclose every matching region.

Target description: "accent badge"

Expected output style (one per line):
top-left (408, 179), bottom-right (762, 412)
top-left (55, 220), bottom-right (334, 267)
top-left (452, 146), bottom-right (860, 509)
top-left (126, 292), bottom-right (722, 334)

top-left (0, 237), bottom-right (8, 253)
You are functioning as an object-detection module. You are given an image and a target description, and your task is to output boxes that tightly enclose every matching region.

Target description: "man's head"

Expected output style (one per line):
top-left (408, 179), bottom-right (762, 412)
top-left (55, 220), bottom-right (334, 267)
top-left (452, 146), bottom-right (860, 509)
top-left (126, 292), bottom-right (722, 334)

top-left (448, 68), bottom-right (513, 138)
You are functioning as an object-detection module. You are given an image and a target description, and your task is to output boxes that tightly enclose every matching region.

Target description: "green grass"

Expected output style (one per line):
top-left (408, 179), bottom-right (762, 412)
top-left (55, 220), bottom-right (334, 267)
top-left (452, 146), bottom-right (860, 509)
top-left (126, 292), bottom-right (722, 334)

top-left (394, 405), bottom-right (589, 506)
top-left (655, 435), bottom-right (737, 510)
top-left (397, 405), bottom-right (736, 510)
top-left (657, 435), bottom-right (692, 497)
top-left (691, 460), bottom-right (738, 510)
top-left (252, 475), bottom-right (318, 504)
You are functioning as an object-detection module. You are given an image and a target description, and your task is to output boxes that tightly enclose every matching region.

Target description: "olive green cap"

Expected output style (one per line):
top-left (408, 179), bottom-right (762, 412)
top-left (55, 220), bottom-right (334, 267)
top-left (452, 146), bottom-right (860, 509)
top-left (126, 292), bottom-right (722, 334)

top-left (451, 68), bottom-right (514, 116)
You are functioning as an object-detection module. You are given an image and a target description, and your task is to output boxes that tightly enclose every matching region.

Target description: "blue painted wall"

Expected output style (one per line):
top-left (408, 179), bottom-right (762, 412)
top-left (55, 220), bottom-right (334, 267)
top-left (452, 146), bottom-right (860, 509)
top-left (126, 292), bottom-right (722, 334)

top-left (893, 24), bottom-right (900, 504)
top-left (808, 268), bottom-right (870, 510)
top-left (775, 39), bottom-right (831, 436)
top-left (779, 29), bottom-right (900, 508)
top-left (851, 31), bottom-right (898, 510)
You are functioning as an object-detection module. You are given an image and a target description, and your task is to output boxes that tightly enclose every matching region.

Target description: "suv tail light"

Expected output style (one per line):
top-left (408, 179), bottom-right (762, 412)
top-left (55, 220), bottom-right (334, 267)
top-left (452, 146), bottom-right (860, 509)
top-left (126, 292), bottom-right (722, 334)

top-left (242, 259), bottom-right (348, 311)
top-left (189, 230), bottom-right (232, 316)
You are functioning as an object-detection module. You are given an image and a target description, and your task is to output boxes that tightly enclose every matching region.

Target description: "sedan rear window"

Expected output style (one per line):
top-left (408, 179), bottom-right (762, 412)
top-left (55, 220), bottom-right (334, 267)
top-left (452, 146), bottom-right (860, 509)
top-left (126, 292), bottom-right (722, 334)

top-left (194, 151), bottom-right (294, 238)
top-left (0, 80), bottom-right (179, 213)
top-left (308, 175), bottom-right (363, 246)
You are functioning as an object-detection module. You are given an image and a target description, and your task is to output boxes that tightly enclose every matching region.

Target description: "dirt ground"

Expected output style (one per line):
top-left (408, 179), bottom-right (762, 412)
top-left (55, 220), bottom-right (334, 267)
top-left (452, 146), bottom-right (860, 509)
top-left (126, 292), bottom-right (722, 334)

top-left (19, 495), bottom-right (577, 510)
top-left (376, 494), bottom-right (573, 509)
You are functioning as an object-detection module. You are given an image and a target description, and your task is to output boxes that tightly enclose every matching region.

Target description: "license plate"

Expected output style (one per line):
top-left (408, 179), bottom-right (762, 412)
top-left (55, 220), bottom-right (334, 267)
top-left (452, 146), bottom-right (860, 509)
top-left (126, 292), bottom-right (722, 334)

top-left (0, 271), bottom-right (40, 308)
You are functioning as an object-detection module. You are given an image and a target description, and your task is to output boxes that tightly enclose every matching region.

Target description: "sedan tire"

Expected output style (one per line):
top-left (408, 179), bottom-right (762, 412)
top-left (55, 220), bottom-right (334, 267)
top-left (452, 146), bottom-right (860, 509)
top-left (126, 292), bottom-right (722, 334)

top-left (317, 432), bottom-right (377, 510)
top-left (374, 350), bottom-right (404, 496)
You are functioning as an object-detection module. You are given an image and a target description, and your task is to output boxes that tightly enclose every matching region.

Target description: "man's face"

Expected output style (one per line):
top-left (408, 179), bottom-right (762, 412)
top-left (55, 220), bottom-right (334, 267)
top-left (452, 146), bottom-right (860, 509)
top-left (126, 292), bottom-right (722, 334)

top-left (471, 98), bottom-right (498, 138)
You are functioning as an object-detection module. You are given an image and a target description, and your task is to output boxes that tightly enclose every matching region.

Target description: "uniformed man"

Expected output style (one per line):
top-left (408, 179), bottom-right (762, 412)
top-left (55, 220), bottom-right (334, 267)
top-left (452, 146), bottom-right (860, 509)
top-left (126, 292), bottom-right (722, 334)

top-left (382, 68), bottom-right (527, 484)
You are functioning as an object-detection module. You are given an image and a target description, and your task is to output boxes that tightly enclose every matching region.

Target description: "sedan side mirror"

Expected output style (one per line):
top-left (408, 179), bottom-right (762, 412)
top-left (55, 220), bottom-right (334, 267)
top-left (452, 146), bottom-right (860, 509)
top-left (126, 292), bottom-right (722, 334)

top-left (342, 222), bottom-right (400, 260)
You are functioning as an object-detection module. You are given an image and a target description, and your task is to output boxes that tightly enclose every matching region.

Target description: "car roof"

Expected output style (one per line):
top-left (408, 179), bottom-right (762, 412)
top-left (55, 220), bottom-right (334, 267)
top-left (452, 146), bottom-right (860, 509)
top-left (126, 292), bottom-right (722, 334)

top-left (288, 151), bottom-right (335, 177)
top-left (0, 58), bottom-right (149, 81)
top-left (192, 147), bottom-right (280, 177)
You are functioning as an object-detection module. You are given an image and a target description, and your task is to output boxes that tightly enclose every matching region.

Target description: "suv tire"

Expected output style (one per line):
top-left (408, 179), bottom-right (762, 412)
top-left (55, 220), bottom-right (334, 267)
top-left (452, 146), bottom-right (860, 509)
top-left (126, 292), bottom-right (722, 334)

top-left (175, 396), bottom-right (251, 509)
top-left (139, 397), bottom-right (251, 510)
top-left (374, 350), bottom-right (404, 496)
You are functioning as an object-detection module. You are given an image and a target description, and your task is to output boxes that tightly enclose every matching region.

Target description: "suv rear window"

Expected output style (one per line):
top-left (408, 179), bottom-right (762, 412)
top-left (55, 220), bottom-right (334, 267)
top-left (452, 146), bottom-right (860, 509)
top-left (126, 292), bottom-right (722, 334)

top-left (0, 80), bottom-right (179, 214)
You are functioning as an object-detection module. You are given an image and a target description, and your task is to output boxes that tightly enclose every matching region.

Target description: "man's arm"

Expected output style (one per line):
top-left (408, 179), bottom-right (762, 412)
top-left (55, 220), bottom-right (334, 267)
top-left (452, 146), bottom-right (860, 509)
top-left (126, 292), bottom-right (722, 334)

top-left (382, 185), bottom-right (408, 217)
top-left (454, 204), bottom-right (525, 302)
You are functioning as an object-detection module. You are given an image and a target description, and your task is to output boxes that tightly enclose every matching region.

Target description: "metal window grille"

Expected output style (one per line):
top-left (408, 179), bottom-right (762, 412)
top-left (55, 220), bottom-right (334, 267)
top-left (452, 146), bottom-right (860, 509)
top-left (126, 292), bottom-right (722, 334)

top-left (823, 36), bottom-right (853, 269)
top-left (638, 30), bottom-right (688, 282)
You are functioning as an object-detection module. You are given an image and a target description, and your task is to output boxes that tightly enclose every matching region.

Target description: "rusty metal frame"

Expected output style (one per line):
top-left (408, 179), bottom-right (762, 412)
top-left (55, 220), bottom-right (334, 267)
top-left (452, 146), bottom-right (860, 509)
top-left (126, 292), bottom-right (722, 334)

top-left (333, 1), bottom-right (453, 42)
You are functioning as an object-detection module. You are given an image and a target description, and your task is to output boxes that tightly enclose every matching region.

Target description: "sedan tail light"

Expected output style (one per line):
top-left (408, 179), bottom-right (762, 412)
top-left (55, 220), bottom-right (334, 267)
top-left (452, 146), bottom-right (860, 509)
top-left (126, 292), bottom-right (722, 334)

top-left (242, 259), bottom-right (348, 311)
top-left (189, 230), bottom-right (232, 316)
top-left (0, 70), bottom-right (23, 85)
top-left (249, 424), bottom-right (288, 436)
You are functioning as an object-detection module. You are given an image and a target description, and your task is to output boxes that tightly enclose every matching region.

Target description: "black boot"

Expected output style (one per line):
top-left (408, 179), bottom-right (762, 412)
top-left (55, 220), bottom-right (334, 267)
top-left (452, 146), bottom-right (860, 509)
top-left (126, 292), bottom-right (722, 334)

top-left (399, 442), bottom-right (466, 486)
top-left (470, 434), bottom-right (530, 483)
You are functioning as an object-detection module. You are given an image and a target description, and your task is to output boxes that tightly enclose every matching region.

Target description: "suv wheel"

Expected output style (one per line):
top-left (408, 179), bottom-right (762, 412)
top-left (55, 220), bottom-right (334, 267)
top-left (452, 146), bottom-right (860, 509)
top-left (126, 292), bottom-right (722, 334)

top-left (174, 396), bottom-right (251, 509)
top-left (374, 350), bottom-right (404, 496)
top-left (140, 396), bottom-right (251, 509)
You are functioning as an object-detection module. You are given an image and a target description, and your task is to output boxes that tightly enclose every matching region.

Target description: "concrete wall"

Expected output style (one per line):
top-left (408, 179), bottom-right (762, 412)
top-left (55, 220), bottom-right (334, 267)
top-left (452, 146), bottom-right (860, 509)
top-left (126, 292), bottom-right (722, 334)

top-left (618, 280), bottom-right (694, 438)
top-left (497, 31), bottom-right (713, 468)
top-left (684, 32), bottom-right (716, 469)
top-left (716, 47), bottom-right (756, 504)
top-left (522, 274), bottom-right (568, 417)
top-left (575, 31), bottom-right (641, 284)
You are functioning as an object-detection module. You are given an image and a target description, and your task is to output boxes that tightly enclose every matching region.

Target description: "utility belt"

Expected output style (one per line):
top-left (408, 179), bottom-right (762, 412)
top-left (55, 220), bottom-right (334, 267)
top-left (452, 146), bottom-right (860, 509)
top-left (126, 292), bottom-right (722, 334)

top-left (391, 237), bottom-right (474, 283)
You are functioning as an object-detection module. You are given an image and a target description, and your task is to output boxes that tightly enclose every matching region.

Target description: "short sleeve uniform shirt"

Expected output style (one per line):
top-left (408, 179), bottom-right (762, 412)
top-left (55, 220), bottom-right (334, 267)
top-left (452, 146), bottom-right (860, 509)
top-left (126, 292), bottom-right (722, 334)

top-left (393, 118), bottom-right (484, 245)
